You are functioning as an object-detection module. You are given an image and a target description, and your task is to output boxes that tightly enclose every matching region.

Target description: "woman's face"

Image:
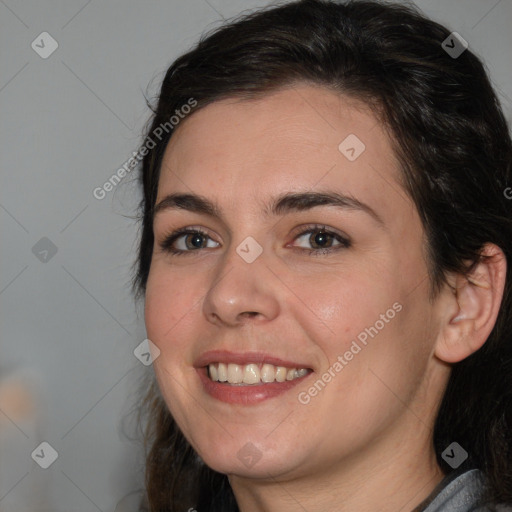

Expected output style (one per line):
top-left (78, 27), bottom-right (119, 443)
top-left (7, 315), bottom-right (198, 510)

top-left (145, 85), bottom-right (447, 481)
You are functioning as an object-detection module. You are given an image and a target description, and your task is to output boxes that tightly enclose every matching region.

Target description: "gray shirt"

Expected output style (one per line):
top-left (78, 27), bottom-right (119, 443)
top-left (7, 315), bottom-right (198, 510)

top-left (415, 469), bottom-right (512, 512)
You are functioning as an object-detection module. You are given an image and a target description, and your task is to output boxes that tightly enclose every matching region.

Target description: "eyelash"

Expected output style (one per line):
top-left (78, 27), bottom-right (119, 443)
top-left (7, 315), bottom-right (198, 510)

top-left (158, 224), bottom-right (351, 257)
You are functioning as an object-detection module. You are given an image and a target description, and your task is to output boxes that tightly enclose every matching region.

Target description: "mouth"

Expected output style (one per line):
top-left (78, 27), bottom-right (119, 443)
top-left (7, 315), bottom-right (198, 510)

top-left (195, 351), bottom-right (314, 404)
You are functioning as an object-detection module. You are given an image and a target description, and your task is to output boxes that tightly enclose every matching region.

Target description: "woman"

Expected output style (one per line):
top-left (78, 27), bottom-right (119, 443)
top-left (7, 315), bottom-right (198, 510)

top-left (132, 0), bottom-right (512, 510)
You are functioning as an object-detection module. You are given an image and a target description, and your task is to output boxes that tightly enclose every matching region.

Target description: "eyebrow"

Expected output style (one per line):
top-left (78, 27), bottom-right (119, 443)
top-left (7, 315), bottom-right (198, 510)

top-left (153, 191), bottom-right (384, 226)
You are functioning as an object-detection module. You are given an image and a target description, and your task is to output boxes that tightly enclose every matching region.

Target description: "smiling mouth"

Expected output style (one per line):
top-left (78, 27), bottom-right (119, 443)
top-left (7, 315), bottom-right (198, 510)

top-left (207, 362), bottom-right (312, 386)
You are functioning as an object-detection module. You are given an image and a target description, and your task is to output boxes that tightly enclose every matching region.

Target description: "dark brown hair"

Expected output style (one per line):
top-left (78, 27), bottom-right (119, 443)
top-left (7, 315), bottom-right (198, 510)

top-left (131, 1), bottom-right (512, 510)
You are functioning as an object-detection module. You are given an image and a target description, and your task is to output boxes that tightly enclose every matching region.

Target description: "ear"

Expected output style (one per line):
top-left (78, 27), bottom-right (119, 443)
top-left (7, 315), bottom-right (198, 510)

top-left (434, 243), bottom-right (507, 363)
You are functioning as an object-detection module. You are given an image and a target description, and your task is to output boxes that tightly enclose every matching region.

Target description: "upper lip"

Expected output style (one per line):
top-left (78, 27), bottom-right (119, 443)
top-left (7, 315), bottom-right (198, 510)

top-left (194, 350), bottom-right (313, 370)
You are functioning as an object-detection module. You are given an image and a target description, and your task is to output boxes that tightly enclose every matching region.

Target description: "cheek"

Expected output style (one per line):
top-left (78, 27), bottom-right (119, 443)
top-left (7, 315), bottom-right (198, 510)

top-left (144, 269), bottom-right (202, 425)
top-left (291, 268), bottom-right (410, 396)
top-left (144, 264), bottom-right (200, 351)
top-left (293, 269), bottom-right (395, 347)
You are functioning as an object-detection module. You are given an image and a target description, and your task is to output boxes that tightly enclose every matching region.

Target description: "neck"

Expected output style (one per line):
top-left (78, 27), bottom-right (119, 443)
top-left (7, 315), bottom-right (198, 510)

top-left (228, 424), bottom-right (445, 512)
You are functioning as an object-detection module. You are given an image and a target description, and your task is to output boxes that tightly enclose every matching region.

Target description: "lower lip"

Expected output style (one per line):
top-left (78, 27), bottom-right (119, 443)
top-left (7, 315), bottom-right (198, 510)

top-left (197, 368), bottom-right (312, 405)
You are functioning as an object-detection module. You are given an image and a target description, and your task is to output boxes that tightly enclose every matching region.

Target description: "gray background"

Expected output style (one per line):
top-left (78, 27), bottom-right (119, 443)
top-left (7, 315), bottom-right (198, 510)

top-left (0, 0), bottom-right (510, 510)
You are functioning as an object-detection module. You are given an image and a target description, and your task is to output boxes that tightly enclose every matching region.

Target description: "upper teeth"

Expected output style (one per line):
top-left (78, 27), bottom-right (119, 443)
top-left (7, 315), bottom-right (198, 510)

top-left (208, 363), bottom-right (309, 385)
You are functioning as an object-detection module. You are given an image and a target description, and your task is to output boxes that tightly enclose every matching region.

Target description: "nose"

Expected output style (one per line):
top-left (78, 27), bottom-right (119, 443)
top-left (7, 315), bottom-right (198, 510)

top-left (202, 244), bottom-right (280, 327)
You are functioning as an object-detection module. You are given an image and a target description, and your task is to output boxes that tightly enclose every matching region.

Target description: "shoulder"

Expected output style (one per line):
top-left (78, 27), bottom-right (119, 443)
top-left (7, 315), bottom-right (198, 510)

top-left (421, 469), bottom-right (512, 512)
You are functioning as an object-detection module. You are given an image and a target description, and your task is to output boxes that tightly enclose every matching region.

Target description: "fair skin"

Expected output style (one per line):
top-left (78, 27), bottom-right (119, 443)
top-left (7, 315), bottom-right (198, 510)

top-left (144, 84), bottom-right (506, 512)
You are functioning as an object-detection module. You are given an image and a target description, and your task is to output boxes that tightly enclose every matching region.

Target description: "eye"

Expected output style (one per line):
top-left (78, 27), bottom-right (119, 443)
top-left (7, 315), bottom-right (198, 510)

top-left (158, 228), bottom-right (219, 255)
top-left (290, 224), bottom-right (351, 255)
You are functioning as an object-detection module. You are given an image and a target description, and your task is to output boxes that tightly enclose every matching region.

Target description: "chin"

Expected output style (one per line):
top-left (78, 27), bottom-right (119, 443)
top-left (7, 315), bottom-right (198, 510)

top-left (195, 437), bottom-right (308, 481)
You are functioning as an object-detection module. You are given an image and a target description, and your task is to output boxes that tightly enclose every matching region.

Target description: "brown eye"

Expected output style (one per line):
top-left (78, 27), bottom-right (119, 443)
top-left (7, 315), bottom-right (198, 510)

top-left (183, 232), bottom-right (208, 250)
top-left (309, 231), bottom-right (334, 248)
top-left (292, 225), bottom-right (351, 255)
top-left (159, 228), bottom-right (219, 255)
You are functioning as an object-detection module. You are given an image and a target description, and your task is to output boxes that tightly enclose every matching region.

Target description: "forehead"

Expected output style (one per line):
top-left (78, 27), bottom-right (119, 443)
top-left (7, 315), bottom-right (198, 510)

top-left (157, 85), bottom-right (408, 222)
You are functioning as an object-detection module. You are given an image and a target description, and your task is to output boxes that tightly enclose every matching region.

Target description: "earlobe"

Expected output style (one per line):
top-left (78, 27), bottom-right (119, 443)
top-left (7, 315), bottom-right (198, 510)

top-left (434, 243), bottom-right (507, 364)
